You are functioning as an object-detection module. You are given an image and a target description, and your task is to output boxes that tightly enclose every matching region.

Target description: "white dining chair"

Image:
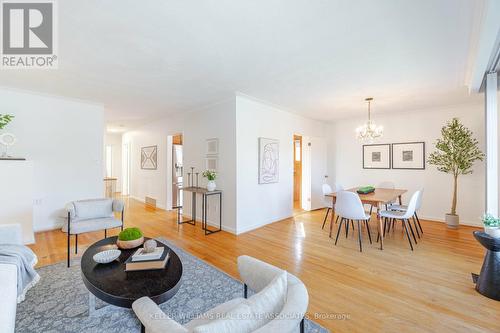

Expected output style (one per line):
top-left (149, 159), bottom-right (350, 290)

top-left (321, 183), bottom-right (343, 230)
top-left (389, 189), bottom-right (424, 236)
top-left (334, 191), bottom-right (372, 252)
top-left (379, 191), bottom-right (420, 251)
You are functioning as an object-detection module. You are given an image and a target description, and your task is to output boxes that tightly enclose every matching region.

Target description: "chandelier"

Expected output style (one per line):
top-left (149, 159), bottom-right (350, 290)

top-left (356, 97), bottom-right (383, 142)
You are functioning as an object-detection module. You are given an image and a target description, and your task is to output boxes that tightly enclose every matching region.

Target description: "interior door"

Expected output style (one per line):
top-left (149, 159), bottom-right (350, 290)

top-left (301, 136), bottom-right (327, 211)
top-left (293, 136), bottom-right (302, 206)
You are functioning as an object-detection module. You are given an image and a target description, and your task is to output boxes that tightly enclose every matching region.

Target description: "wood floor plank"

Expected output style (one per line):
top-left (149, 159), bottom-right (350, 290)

top-left (28, 197), bottom-right (500, 332)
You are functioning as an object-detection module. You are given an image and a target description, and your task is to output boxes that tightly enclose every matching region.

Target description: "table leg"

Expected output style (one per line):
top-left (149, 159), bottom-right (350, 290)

top-left (329, 197), bottom-right (336, 238)
top-left (88, 291), bottom-right (96, 316)
top-left (377, 204), bottom-right (384, 250)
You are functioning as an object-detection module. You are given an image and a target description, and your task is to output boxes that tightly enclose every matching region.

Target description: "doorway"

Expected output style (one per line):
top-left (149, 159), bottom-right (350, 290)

top-left (293, 135), bottom-right (302, 211)
top-left (122, 142), bottom-right (130, 196)
top-left (171, 134), bottom-right (183, 209)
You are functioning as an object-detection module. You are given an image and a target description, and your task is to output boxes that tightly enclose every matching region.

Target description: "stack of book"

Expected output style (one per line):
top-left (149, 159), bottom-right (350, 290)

top-left (125, 246), bottom-right (170, 271)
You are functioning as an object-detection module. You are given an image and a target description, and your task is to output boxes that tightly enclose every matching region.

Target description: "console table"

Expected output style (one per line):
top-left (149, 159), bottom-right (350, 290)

top-left (178, 187), bottom-right (222, 235)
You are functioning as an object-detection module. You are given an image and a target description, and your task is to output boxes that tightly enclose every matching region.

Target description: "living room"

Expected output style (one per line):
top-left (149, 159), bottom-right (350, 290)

top-left (1, 1), bottom-right (500, 333)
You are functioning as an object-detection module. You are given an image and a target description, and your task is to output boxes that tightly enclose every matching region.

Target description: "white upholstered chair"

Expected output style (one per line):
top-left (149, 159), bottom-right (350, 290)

top-left (132, 255), bottom-right (309, 333)
top-left (389, 189), bottom-right (424, 235)
top-left (379, 191), bottom-right (421, 251)
top-left (63, 198), bottom-right (124, 267)
top-left (334, 191), bottom-right (372, 252)
top-left (321, 183), bottom-right (343, 229)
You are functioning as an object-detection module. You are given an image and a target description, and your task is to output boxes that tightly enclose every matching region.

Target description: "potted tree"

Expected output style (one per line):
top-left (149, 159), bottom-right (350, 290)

top-left (428, 118), bottom-right (484, 228)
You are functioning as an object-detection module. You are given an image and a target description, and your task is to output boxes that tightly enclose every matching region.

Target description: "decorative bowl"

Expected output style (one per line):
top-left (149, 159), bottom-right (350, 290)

top-left (117, 236), bottom-right (144, 249)
top-left (93, 249), bottom-right (121, 264)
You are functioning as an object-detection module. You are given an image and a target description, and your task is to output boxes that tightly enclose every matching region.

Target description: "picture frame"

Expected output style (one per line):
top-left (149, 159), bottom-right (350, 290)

top-left (206, 138), bottom-right (219, 155)
top-left (258, 137), bottom-right (279, 184)
top-left (362, 144), bottom-right (391, 169)
top-left (392, 142), bottom-right (425, 170)
top-left (141, 145), bottom-right (157, 170)
top-left (205, 156), bottom-right (218, 171)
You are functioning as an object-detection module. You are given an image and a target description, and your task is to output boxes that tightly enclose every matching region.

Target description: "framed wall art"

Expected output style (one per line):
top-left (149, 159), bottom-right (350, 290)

top-left (392, 142), bottom-right (425, 170)
top-left (362, 144), bottom-right (391, 169)
top-left (258, 137), bottom-right (279, 184)
top-left (141, 145), bottom-right (158, 170)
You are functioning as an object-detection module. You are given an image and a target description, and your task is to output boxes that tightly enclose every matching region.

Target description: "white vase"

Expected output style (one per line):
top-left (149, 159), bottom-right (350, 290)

top-left (484, 226), bottom-right (500, 238)
top-left (207, 180), bottom-right (216, 191)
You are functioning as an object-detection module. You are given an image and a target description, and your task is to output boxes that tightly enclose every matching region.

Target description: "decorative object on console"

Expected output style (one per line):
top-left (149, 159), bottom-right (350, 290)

top-left (356, 97), bottom-right (383, 142)
top-left (141, 145), bottom-right (158, 170)
top-left (482, 214), bottom-right (500, 238)
top-left (258, 137), bottom-right (279, 184)
top-left (428, 118), bottom-right (484, 228)
top-left (93, 249), bottom-right (121, 264)
top-left (117, 227), bottom-right (144, 249)
top-left (202, 169), bottom-right (217, 191)
top-left (0, 114), bottom-right (18, 158)
top-left (362, 144), bottom-right (391, 169)
top-left (392, 142), bottom-right (425, 169)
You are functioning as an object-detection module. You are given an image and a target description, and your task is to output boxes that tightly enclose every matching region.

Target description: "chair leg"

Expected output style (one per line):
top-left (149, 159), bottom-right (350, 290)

top-left (365, 220), bottom-right (372, 244)
top-left (407, 219), bottom-right (418, 244)
top-left (75, 234), bottom-right (78, 254)
top-left (335, 215), bottom-right (339, 224)
top-left (335, 218), bottom-right (344, 245)
top-left (322, 208), bottom-right (330, 229)
top-left (67, 232), bottom-right (70, 268)
top-left (104, 229), bottom-right (107, 238)
top-left (402, 219), bottom-right (414, 251)
top-left (244, 284), bottom-right (248, 298)
top-left (383, 218), bottom-right (387, 237)
top-left (300, 318), bottom-right (305, 333)
top-left (412, 216), bottom-right (421, 238)
top-left (329, 215), bottom-right (339, 238)
top-left (357, 220), bottom-right (362, 252)
top-left (346, 219), bottom-right (350, 238)
top-left (415, 212), bottom-right (423, 234)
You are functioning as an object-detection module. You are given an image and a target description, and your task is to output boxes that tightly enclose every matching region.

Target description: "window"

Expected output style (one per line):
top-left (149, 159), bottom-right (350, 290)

top-left (105, 145), bottom-right (113, 178)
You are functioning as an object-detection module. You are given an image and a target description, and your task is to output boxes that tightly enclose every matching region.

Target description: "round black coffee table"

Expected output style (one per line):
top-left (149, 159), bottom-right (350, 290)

top-left (81, 236), bottom-right (183, 309)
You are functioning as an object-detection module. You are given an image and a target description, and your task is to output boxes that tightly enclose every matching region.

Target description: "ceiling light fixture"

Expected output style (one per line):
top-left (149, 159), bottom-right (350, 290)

top-left (356, 97), bottom-right (383, 142)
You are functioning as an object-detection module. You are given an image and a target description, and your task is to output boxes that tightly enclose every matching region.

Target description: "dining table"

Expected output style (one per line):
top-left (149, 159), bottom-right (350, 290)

top-left (325, 187), bottom-right (407, 250)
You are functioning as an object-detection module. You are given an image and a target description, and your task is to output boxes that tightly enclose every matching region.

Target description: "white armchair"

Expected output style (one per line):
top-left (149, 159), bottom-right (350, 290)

top-left (132, 255), bottom-right (309, 333)
top-left (0, 224), bottom-right (24, 333)
top-left (63, 198), bottom-right (124, 267)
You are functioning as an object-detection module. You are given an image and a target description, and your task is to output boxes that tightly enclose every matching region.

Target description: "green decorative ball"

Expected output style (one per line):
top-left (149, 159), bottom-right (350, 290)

top-left (118, 227), bottom-right (143, 241)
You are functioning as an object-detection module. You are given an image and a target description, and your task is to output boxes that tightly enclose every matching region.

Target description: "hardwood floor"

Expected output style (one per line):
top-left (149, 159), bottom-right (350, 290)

top-left (29, 197), bottom-right (500, 333)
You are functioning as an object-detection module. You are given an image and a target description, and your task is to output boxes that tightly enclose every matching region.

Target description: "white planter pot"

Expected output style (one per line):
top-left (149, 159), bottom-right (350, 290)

top-left (207, 180), bottom-right (216, 191)
top-left (445, 214), bottom-right (459, 228)
top-left (484, 226), bottom-right (500, 238)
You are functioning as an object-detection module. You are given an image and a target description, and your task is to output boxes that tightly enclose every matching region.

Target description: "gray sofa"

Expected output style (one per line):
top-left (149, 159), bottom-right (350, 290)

top-left (63, 198), bottom-right (124, 267)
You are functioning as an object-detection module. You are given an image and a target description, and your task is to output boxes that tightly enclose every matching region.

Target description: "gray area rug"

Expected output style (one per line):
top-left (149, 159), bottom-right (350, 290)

top-left (16, 238), bottom-right (329, 333)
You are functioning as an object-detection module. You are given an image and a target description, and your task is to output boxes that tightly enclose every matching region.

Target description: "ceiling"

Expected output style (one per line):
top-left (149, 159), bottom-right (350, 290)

top-left (0, 0), bottom-right (484, 129)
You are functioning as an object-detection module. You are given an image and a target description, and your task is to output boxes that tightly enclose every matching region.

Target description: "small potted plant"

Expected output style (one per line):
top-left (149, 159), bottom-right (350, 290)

top-left (202, 169), bottom-right (217, 191)
top-left (0, 114), bottom-right (14, 130)
top-left (117, 227), bottom-right (144, 249)
top-left (428, 118), bottom-right (484, 228)
top-left (482, 214), bottom-right (500, 238)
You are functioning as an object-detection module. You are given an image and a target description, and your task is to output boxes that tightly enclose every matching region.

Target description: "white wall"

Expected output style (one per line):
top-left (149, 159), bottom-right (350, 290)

top-left (104, 133), bottom-right (123, 191)
top-left (123, 98), bottom-right (237, 232)
top-left (328, 103), bottom-right (485, 226)
top-left (0, 161), bottom-right (34, 243)
top-left (0, 88), bottom-right (104, 231)
top-left (235, 95), bottom-right (326, 234)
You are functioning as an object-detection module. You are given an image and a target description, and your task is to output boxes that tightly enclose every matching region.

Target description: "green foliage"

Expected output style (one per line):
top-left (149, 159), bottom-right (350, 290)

top-left (428, 118), bottom-right (484, 177)
top-left (428, 118), bottom-right (484, 216)
top-left (118, 227), bottom-right (143, 241)
top-left (482, 214), bottom-right (500, 227)
top-left (202, 169), bottom-right (217, 181)
top-left (0, 114), bottom-right (14, 130)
